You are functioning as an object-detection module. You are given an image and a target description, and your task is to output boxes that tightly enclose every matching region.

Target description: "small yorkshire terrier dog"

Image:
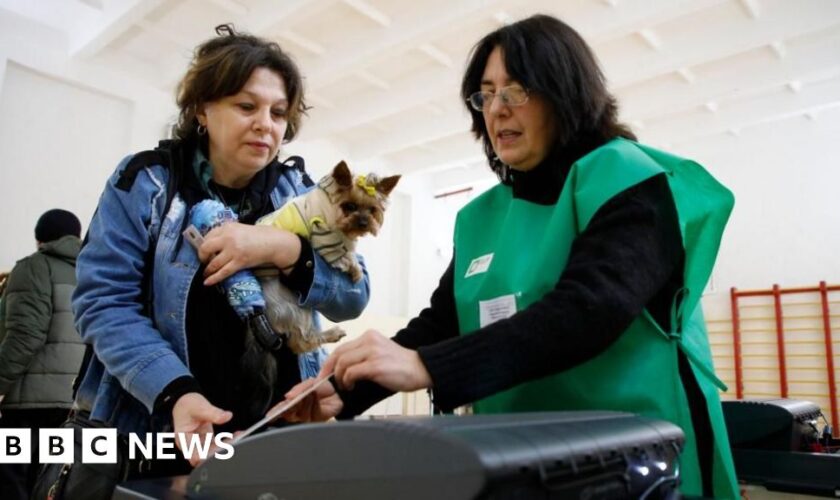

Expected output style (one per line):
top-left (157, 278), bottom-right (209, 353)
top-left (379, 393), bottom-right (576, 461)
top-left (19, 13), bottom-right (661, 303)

top-left (254, 160), bottom-right (400, 355)
top-left (232, 161), bottom-right (398, 413)
top-left (186, 162), bottom-right (399, 416)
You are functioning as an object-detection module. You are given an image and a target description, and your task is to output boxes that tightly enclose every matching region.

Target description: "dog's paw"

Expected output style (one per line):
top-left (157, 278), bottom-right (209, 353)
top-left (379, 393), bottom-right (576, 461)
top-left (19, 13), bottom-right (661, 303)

top-left (320, 326), bottom-right (346, 344)
top-left (349, 265), bottom-right (363, 283)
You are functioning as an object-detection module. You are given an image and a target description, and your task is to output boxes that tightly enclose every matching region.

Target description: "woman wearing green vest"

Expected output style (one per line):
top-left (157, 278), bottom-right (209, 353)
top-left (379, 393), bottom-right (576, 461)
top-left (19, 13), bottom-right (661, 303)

top-left (281, 14), bottom-right (739, 498)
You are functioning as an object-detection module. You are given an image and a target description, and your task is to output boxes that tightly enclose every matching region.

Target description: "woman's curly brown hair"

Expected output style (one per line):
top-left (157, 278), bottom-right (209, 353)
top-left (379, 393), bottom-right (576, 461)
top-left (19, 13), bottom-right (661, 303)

top-left (174, 24), bottom-right (308, 143)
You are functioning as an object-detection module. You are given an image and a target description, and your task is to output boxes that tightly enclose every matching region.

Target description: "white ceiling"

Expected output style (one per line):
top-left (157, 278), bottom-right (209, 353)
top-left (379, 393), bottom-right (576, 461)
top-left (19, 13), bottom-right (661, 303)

top-left (3, 0), bottom-right (840, 183)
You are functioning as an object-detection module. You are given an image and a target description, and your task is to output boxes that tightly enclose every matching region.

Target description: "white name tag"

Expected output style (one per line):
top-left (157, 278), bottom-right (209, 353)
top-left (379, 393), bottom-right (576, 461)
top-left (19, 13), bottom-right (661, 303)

top-left (479, 294), bottom-right (517, 327)
top-left (465, 253), bottom-right (494, 278)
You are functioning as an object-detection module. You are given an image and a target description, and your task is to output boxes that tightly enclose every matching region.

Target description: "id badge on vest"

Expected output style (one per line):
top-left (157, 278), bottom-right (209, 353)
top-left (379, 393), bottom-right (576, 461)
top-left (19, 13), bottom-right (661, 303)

top-left (479, 294), bottom-right (517, 327)
top-left (464, 252), bottom-right (519, 327)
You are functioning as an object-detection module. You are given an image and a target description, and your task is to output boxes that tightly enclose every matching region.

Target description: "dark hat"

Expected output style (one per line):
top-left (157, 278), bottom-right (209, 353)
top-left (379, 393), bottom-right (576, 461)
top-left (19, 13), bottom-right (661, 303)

top-left (35, 209), bottom-right (81, 243)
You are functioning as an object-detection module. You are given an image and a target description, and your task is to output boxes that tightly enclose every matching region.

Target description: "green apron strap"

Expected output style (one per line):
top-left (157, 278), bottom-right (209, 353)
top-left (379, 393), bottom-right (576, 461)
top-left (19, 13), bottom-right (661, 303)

top-left (642, 286), bottom-right (688, 342)
top-left (679, 341), bottom-right (728, 391)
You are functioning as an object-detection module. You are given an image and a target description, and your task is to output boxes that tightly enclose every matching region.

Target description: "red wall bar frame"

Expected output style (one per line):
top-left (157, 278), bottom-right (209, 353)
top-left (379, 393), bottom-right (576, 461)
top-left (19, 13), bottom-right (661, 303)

top-left (730, 287), bottom-right (744, 399)
top-left (730, 282), bottom-right (840, 437)
top-left (819, 281), bottom-right (839, 437)
top-left (772, 284), bottom-right (789, 397)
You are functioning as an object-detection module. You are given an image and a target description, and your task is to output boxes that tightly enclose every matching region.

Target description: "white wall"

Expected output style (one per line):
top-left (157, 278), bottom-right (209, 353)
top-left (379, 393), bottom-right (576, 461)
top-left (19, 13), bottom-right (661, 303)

top-left (0, 6), bottom-right (173, 269)
top-left (677, 105), bottom-right (840, 317)
top-left (400, 173), bottom-right (455, 317)
top-left (676, 107), bottom-right (840, 410)
top-left (0, 62), bottom-right (133, 268)
top-left (353, 191), bottom-right (411, 317)
top-left (283, 138), bottom-right (347, 179)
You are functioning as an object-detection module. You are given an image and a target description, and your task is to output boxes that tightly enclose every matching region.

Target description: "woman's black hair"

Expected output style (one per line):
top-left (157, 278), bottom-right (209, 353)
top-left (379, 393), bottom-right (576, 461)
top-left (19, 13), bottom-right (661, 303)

top-left (461, 14), bottom-right (636, 180)
top-left (174, 24), bottom-right (308, 143)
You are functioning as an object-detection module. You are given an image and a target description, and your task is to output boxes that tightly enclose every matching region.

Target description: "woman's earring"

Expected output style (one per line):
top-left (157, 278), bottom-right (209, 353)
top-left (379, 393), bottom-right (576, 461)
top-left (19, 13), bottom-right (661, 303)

top-left (197, 123), bottom-right (207, 136)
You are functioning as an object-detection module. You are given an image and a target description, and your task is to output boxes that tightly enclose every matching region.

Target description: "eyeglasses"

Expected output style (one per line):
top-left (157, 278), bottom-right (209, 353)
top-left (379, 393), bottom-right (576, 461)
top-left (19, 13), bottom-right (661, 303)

top-left (467, 86), bottom-right (529, 112)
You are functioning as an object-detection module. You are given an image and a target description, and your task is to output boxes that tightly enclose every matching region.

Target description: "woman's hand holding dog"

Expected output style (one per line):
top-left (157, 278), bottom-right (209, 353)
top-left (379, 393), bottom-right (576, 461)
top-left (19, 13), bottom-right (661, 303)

top-left (198, 222), bottom-right (301, 285)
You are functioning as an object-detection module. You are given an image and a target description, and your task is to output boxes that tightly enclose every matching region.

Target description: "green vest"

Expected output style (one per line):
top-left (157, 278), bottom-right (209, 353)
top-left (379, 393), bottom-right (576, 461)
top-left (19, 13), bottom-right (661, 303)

top-left (453, 139), bottom-right (738, 498)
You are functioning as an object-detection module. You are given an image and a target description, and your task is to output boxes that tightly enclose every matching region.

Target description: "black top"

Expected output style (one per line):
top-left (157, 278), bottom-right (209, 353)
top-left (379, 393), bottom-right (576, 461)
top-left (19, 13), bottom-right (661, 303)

top-left (153, 151), bottom-right (316, 431)
top-left (337, 139), bottom-right (685, 414)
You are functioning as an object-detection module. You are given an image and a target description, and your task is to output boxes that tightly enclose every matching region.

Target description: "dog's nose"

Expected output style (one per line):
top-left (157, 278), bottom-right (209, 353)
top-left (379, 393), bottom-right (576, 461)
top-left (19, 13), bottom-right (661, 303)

top-left (357, 217), bottom-right (369, 228)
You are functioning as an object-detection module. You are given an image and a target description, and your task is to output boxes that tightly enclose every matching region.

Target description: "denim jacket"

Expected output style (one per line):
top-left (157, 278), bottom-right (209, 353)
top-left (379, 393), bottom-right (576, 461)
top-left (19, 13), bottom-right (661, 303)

top-left (72, 153), bottom-right (369, 434)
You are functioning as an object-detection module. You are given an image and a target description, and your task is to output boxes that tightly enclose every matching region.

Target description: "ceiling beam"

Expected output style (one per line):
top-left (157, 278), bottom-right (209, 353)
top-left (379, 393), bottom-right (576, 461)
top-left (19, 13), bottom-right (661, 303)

top-left (739, 0), bottom-right (762, 19)
top-left (135, 19), bottom-right (193, 51)
top-left (605, 0), bottom-right (840, 88)
top-left (0, 0), bottom-right (99, 33)
top-left (353, 0), bottom-right (840, 165)
top-left (418, 43), bottom-right (454, 68)
top-left (301, 68), bottom-right (461, 137)
top-left (400, 73), bottom-right (840, 177)
top-left (305, 0), bottom-right (509, 89)
top-left (69, 0), bottom-right (169, 58)
top-left (79, 0), bottom-right (105, 10)
top-left (307, 0), bottom-right (736, 140)
top-left (155, 0), bottom-right (336, 85)
top-left (206, 0), bottom-right (249, 16)
top-left (353, 70), bottom-right (390, 90)
top-left (769, 40), bottom-right (787, 59)
top-left (619, 22), bottom-right (840, 121)
top-left (637, 28), bottom-right (662, 51)
top-left (242, 0), bottom-right (337, 35)
top-left (676, 67), bottom-right (696, 83)
top-left (350, 106), bottom-right (472, 160)
top-left (584, 0), bottom-right (728, 43)
top-left (2, 20), bottom-right (171, 116)
top-left (341, 0), bottom-right (391, 27)
top-left (644, 76), bottom-right (840, 144)
top-left (372, 14), bottom-right (840, 174)
top-left (276, 29), bottom-right (326, 55)
top-left (383, 131), bottom-right (484, 176)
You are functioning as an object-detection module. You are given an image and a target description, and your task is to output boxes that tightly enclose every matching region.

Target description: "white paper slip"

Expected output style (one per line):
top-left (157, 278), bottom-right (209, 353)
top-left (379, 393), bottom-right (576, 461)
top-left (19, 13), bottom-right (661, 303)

top-left (479, 294), bottom-right (517, 328)
top-left (230, 374), bottom-right (335, 445)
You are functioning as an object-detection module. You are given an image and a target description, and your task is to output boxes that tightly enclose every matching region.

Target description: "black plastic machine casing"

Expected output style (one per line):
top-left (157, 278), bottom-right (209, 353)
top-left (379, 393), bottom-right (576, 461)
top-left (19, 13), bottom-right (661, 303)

top-left (723, 398), bottom-right (840, 497)
top-left (115, 411), bottom-right (684, 500)
top-left (723, 398), bottom-right (821, 451)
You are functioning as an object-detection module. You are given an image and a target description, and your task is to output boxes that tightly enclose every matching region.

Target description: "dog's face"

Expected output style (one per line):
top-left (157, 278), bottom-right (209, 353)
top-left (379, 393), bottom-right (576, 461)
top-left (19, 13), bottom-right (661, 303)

top-left (328, 161), bottom-right (400, 239)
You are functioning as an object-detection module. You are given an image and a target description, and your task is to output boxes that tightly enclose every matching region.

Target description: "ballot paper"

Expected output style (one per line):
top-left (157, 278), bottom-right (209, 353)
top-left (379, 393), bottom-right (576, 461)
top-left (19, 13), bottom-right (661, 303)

top-left (231, 375), bottom-right (335, 445)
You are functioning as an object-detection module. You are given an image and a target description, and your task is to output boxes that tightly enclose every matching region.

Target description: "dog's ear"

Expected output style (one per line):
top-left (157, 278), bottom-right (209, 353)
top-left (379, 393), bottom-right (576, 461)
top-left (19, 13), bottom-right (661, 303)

top-left (376, 175), bottom-right (401, 196)
top-left (332, 161), bottom-right (353, 187)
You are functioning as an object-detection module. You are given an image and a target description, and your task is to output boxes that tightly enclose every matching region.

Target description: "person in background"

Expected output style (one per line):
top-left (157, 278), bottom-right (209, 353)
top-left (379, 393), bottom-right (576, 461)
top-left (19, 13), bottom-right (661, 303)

top-left (0, 209), bottom-right (84, 500)
top-left (32, 25), bottom-right (369, 500)
top-left (281, 14), bottom-right (739, 498)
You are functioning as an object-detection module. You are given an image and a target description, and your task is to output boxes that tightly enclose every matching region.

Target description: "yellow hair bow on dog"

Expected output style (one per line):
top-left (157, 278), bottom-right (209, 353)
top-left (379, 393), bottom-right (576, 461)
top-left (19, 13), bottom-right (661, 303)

top-left (356, 175), bottom-right (377, 197)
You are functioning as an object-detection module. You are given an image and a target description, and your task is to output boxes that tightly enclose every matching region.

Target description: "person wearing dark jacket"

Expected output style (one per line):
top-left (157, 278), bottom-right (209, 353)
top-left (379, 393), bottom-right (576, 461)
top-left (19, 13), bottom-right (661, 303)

top-left (280, 14), bottom-right (739, 498)
top-left (0, 208), bottom-right (85, 500)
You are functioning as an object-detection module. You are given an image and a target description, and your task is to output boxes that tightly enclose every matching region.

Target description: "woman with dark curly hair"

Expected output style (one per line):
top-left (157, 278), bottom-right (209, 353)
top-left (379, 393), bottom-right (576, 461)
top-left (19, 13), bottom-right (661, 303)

top-left (33, 25), bottom-right (369, 499)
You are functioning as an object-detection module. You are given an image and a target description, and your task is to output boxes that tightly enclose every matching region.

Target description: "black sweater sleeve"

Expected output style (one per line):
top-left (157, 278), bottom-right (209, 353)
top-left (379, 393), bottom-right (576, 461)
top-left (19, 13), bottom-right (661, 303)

top-left (340, 173), bottom-right (683, 415)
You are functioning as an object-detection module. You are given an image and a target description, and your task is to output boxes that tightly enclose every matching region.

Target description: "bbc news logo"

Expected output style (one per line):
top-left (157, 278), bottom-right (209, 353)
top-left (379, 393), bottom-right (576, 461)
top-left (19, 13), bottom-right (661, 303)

top-left (0, 429), bottom-right (234, 463)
